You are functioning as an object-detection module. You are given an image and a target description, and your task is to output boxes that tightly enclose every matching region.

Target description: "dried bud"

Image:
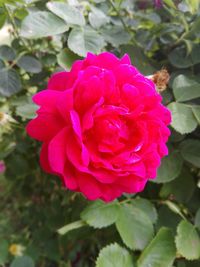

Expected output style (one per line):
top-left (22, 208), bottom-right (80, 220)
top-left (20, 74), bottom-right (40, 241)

top-left (0, 112), bottom-right (9, 125)
top-left (0, 112), bottom-right (16, 125)
top-left (148, 69), bottom-right (170, 92)
top-left (9, 244), bottom-right (25, 256)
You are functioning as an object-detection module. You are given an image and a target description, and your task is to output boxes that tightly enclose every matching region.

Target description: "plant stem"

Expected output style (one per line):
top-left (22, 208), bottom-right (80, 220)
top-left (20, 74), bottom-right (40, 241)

top-left (108, 0), bottom-right (130, 34)
top-left (119, 198), bottom-right (132, 205)
top-left (3, 4), bottom-right (32, 51)
top-left (3, 4), bottom-right (19, 39)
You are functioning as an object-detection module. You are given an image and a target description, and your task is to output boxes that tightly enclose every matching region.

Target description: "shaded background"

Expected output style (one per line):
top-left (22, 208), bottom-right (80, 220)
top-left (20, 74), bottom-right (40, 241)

top-left (0, 0), bottom-right (200, 266)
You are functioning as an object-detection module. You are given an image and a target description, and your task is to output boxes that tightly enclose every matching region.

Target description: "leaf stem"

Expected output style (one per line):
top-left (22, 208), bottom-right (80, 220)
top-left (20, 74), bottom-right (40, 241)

top-left (119, 198), bottom-right (132, 205)
top-left (174, 15), bottom-right (189, 46)
top-left (57, 220), bottom-right (86, 235)
top-left (7, 51), bottom-right (27, 70)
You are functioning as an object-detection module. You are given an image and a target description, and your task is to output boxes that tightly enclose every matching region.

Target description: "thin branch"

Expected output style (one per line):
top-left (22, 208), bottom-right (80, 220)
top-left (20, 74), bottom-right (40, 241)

top-left (108, 0), bottom-right (130, 33)
top-left (3, 4), bottom-right (32, 51)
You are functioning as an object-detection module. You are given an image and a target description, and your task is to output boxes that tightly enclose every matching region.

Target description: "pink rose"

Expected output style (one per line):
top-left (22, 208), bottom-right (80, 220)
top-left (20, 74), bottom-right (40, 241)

top-left (26, 52), bottom-right (171, 202)
top-left (154, 0), bottom-right (163, 8)
top-left (0, 160), bottom-right (6, 174)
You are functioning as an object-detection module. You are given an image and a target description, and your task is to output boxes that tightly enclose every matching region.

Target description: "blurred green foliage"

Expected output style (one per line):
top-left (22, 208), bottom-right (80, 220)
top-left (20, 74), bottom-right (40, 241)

top-left (0, 0), bottom-right (200, 266)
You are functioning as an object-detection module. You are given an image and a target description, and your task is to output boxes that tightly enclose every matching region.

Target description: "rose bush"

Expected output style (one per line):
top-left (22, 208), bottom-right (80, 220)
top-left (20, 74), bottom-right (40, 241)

top-left (1, 0), bottom-right (200, 266)
top-left (27, 52), bottom-right (171, 201)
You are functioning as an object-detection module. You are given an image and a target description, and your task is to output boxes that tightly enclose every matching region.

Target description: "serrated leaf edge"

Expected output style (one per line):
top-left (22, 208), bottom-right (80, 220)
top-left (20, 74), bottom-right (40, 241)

top-left (175, 220), bottom-right (200, 260)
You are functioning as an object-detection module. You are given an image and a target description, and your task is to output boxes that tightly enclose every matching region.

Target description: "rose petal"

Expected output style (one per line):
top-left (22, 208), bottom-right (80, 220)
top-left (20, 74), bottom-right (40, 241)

top-left (40, 142), bottom-right (52, 173)
top-left (70, 110), bottom-right (82, 140)
top-left (117, 175), bottom-right (147, 193)
top-left (48, 127), bottom-right (68, 174)
top-left (48, 72), bottom-right (70, 91)
top-left (33, 90), bottom-right (61, 113)
top-left (62, 161), bottom-right (78, 190)
top-left (77, 173), bottom-right (101, 200)
top-left (120, 54), bottom-right (131, 65)
top-left (26, 113), bottom-right (64, 142)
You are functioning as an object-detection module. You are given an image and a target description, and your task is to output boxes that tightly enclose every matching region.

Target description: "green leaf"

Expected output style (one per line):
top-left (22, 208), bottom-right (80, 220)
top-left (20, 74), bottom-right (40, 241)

top-left (101, 26), bottom-right (131, 47)
top-left (190, 17), bottom-right (200, 37)
top-left (81, 200), bottom-right (120, 228)
top-left (191, 44), bottom-right (200, 63)
top-left (41, 54), bottom-right (57, 67)
top-left (0, 59), bottom-right (5, 69)
top-left (0, 45), bottom-right (16, 61)
top-left (0, 141), bottom-right (16, 159)
top-left (96, 243), bottom-right (134, 267)
top-left (163, 0), bottom-right (177, 8)
top-left (120, 45), bottom-right (155, 75)
top-left (183, 39), bottom-right (193, 56)
top-left (89, 6), bottom-right (109, 29)
top-left (164, 201), bottom-right (185, 219)
top-left (116, 204), bottom-right (154, 250)
top-left (20, 11), bottom-right (69, 38)
top-left (185, 261), bottom-right (200, 267)
top-left (176, 220), bottom-right (200, 260)
top-left (131, 198), bottom-right (158, 224)
top-left (195, 208), bottom-right (200, 230)
top-left (168, 102), bottom-right (197, 134)
top-left (10, 256), bottom-right (35, 267)
top-left (0, 13), bottom-right (6, 29)
top-left (154, 150), bottom-right (183, 183)
top-left (16, 102), bottom-right (38, 119)
top-left (57, 220), bottom-right (86, 235)
top-left (169, 128), bottom-right (185, 143)
top-left (17, 55), bottom-right (42, 73)
top-left (0, 68), bottom-right (21, 97)
top-left (14, 8), bottom-right (29, 20)
top-left (169, 47), bottom-right (192, 68)
top-left (43, 239), bottom-right (60, 261)
top-left (173, 75), bottom-right (200, 102)
top-left (160, 168), bottom-right (195, 203)
top-left (0, 0), bottom-right (23, 4)
top-left (68, 27), bottom-right (105, 57)
top-left (156, 206), bottom-right (181, 235)
top-left (137, 228), bottom-right (176, 267)
top-left (46, 2), bottom-right (85, 26)
top-left (57, 48), bottom-right (80, 70)
top-left (0, 239), bottom-right (8, 265)
top-left (185, 0), bottom-right (199, 14)
top-left (180, 139), bottom-right (200, 168)
top-left (93, 0), bottom-right (106, 2)
top-left (169, 45), bottom-right (200, 68)
top-left (192, 106), bottom-right (200, 124)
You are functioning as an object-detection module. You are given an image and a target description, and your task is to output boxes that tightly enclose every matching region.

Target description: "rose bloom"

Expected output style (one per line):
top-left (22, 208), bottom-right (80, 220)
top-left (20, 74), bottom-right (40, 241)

top-left (154, 0), bottom-right (163, 8)
top-left (0, 160), bottom-right (6, 174)
top-left (27, 52), bottom-right (171, 202)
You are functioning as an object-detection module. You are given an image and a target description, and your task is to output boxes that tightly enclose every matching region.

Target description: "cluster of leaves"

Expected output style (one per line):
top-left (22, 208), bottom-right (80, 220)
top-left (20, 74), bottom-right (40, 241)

top-left (0, 0), bottom-right (200, 266)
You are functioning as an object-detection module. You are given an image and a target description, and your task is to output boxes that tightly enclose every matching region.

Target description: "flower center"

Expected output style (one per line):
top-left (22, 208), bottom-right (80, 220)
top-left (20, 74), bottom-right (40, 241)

top-left (93, 116), bottom-right (129, 153)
